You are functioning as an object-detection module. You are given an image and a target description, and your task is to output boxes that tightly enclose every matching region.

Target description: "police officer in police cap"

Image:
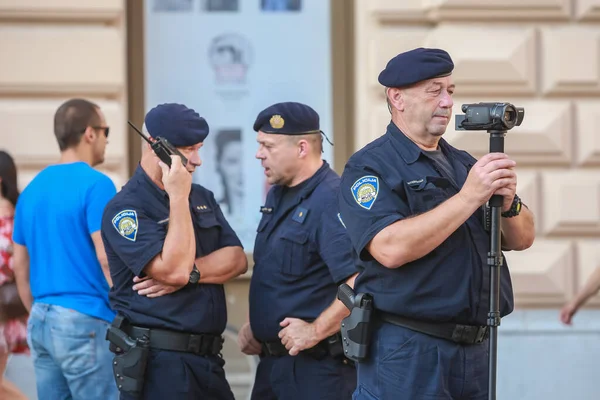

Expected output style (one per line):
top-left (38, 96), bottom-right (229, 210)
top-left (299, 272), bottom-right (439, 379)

top-left (338, 48), bottom-right (535, 399)
top-left (101, 103), bottom-right (248, 399)
top-left (238, 101), bottom-right (358, 399)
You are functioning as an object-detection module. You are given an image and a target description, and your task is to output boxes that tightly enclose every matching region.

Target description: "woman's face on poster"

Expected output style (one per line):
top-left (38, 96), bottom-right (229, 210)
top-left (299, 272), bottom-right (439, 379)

top-left (219, 140), bottom-right (243, 196)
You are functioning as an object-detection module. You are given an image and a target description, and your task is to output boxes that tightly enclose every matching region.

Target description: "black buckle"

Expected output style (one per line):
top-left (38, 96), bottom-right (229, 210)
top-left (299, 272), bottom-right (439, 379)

top-left (187, 335), bottom-right (222, 355)
top-left (212, 336), bottom-right (224, 355)
top-left (262, 341), bottom-right (287, 357)
top-left (187, 334), bottom-right (201, 354)
top-left (451, 325), bottom-right (468, 343)
top-left (475, 326), bottom-right (488, 343)
top-left (305, 342), bottom-right (328, 360)
top-left (451, 325), bottom-right (488, 344)
top-left (267, 342), bottom-right (283, 356)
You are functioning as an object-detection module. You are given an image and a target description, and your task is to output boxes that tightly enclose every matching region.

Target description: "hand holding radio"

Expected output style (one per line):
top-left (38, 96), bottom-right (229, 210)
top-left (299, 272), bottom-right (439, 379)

top-left (158, 155), bottom-right (192, 199)
top-left (127, 121), bottom-right (189, 168)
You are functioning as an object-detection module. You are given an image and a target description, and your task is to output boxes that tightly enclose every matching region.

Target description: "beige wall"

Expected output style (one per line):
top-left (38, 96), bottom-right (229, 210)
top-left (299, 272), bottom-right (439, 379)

top-left (354, 0), bottom-right (600, 308)
top-left (4, 1), bottom-right (599, 312)
top-left (4, 1), bottom-right (596, 396)
top-left (0, 0), bottom-right (129, 190)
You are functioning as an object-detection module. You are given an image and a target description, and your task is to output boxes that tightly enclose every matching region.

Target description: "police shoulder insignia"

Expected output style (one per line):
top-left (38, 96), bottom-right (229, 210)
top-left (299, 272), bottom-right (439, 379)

top-left (351, 176), bottom-right (379, 210)
top-left (270, 114), bottom-right (285, 129)
top-left (112, 210), bottom-right (139, 242)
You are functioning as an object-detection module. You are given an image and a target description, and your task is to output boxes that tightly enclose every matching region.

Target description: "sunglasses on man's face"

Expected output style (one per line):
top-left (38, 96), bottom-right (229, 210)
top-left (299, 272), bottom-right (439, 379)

top-left (92, 126), bottom-right (110, 138)
top-left (83, 126), bottom-right (110, 138)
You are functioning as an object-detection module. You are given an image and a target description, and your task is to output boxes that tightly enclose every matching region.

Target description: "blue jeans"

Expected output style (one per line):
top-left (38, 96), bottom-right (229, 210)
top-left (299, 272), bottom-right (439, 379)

top-left (354, 321), bottom-right (489, 400)
top-left (27, 303), bottom-right (118, 400)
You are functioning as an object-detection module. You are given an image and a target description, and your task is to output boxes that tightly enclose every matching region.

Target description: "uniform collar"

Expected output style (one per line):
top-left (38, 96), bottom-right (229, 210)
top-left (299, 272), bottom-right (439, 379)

top-left (291, 160), bottom-right (331, 201)
top-left (386, 121), bottom-right (454, 165)
top-left (268, 160), bottom-right (331, 206)
top-left (134, 164), bottom-right (169, 201)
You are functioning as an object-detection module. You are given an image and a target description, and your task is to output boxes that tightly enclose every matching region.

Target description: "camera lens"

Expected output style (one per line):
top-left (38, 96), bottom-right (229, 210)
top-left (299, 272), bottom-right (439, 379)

top-left (502, 105), bottom-right (517, 127)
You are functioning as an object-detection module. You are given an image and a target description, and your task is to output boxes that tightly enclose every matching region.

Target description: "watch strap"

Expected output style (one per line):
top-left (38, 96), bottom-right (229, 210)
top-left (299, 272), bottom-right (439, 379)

top-left (501, 195), bottom-right (522, 218)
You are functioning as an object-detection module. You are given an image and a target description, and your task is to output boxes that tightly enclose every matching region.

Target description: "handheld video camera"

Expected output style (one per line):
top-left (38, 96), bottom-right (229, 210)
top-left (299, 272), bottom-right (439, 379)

top-left (455, 102), bottom-right (524, 132)
top-left (127, 121), bottom-right (188, 168)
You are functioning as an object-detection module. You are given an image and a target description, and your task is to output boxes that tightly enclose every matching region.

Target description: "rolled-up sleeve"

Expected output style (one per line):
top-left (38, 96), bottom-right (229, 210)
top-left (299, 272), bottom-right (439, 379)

top-left (101, 203), bottom-right (165, 277)
top-left (337, 165), bottom-right (409, 261)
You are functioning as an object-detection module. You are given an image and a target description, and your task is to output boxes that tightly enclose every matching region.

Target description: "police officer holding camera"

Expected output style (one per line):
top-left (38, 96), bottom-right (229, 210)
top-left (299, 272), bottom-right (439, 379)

top-left (237, 102), bottom-right (358, 399)
top-left (101, 103), bottom-right (247, 399)
top-left (337, 48), bottom-right (536, 399)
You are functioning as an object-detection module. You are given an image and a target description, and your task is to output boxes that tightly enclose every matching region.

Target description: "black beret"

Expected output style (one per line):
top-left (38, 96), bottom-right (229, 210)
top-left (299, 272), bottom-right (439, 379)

top-left (144, 103), bottom-right (209, 146)
top-left (378, 47), bottom-right (454, 88)
top-left (253, 102), bottom-right (320, 135)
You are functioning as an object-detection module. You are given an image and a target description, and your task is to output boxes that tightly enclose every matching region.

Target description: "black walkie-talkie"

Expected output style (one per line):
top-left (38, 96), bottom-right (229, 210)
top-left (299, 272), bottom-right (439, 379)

top-left (127, 121), bottom-right (188, 168)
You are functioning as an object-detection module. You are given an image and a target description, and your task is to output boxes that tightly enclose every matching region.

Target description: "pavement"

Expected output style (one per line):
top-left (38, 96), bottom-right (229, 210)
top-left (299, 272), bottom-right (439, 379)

top-left (4, 354), bottom-right (37, 400)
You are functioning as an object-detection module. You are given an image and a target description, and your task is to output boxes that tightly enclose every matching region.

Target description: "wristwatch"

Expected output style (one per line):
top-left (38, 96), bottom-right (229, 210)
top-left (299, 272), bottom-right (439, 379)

top-left (188, 265), bottom-right (200, 284)
top-left (501, 195), bottom-right (522, 218)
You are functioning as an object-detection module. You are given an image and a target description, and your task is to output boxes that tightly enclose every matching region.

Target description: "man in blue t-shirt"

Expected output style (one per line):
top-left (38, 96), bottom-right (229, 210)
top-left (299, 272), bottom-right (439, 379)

top-left (12, 98), bottom-right (119, 400)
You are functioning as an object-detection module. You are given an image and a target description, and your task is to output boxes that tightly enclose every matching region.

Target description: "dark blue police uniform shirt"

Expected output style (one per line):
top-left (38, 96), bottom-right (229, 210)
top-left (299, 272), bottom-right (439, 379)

top-left (250, 161), bottom-right (357, 342)
top-left (101, 165), bottom-right (242, 334)
top-left (338, 122), bottom-right (514, 326)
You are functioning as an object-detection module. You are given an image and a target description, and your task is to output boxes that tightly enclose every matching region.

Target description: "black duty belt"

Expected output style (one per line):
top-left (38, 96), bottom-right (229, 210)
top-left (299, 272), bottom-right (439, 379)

top-left (379, 312), bottom-right (488, 345)
top-left (261, 333), bottom-right (352, 365)
top-left (125, 325), bottom-right (223, 356)
top-left (262, 338), bottom-right (329, 358)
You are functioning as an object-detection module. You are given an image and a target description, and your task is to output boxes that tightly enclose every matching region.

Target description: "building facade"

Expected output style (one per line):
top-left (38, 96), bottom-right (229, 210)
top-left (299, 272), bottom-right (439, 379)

top-left (1, 1), bottom-right (600, 398)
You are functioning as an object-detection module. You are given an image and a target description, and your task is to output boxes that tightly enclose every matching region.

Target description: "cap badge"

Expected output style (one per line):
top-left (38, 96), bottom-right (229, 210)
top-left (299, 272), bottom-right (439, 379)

top-left (270, 114), bottom-right (285, 129)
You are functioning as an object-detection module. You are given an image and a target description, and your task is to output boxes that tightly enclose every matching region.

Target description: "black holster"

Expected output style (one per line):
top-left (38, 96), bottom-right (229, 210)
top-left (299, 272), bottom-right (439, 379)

top-left (326, 332), bottom-right (345, 359)
top-left (105, 315), bottom-right (150, 398)
top-left (338, 284), bottom-right (374, 363)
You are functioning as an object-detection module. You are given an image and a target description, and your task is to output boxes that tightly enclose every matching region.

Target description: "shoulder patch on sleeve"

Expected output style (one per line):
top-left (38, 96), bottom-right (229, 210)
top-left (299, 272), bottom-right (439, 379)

top-left (351, 175), bottom-right (379, 210)
top-left (112, 210), bottom-right (139, 242)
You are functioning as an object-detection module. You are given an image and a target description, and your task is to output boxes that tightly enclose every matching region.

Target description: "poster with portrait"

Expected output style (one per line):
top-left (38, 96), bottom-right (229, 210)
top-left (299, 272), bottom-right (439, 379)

top-left (145, 0), bottom-right (332, 250)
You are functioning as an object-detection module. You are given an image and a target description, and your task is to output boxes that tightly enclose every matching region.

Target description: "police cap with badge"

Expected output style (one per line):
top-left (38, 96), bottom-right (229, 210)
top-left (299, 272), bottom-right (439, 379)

top-left (378, 47), bottom-right (454, 88)
top-left (253, 102), bottom-right (333, 145)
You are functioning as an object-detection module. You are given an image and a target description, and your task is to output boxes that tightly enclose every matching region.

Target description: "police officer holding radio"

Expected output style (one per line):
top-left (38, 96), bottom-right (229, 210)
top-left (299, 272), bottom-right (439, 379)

top-left (101, 103), bottom-right (248, 400)
top-left (237, 102), bottom-right (358, 399)
top-left (337, 48), bottom-right (536, 399)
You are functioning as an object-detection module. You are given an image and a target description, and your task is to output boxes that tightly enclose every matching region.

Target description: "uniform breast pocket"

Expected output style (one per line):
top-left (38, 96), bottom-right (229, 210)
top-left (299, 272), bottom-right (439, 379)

top-left (404, 177), bottom-right (449, 215)
top-left (279, 229), bottom-right (309, 277)
top-left (194, 212), bottom-right (222, 253)
top-left (257, 215), bottom-right (271, 233)
top-left (197, 213), bottom-right (220, 229)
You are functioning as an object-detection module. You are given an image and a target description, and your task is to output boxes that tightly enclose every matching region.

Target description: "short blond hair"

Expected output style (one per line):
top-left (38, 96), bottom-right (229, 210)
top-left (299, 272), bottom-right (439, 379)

top-left (287, 133), bottom-right (323, 154)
